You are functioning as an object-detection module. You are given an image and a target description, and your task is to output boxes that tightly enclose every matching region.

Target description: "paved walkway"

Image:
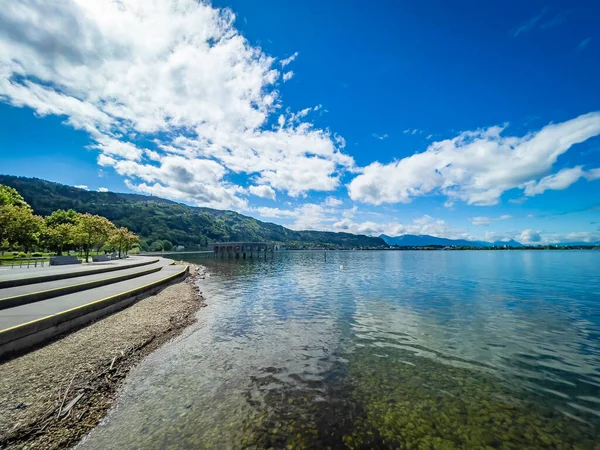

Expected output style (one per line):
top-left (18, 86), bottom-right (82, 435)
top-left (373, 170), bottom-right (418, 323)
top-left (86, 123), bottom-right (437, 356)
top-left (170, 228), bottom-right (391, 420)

top-left (0, 260), bottom-right (182, 330)
top-left (0, 258), bottom-right (170, 300)
top-left (0, 256), bottom-right (157, 284)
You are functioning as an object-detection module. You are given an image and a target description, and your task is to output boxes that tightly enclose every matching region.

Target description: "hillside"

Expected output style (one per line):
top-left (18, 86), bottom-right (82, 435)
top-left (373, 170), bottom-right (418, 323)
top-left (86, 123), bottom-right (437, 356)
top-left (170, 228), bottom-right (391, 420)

top-left (0, 175), bottom-right (386, 250)
top-left (379, 234), bottom-right (524, 248)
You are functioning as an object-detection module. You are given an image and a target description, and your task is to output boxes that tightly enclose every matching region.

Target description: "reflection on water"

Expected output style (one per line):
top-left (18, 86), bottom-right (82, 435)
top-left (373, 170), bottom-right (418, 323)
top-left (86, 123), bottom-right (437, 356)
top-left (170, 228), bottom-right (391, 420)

top-left (79, 251), bottom-right (600, 449)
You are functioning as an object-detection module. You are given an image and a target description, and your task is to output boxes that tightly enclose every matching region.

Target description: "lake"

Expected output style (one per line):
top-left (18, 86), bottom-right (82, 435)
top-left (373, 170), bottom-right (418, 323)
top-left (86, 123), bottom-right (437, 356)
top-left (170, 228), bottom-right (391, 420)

top-left (79, 250), bottom-right (600, 449)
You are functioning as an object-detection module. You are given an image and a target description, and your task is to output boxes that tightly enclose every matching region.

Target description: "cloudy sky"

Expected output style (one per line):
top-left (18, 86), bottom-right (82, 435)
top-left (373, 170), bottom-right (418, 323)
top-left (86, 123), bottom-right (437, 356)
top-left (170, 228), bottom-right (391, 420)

top-left (0, 0), bottom-right (599, 244)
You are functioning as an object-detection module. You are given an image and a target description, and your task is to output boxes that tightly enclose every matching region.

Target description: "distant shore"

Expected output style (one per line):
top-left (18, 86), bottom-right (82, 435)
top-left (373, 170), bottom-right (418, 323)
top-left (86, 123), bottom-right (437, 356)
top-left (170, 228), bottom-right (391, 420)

top-left (142, 246), bottom-right (600, 256)
top-left (0, 264), bottom-right (206, 450)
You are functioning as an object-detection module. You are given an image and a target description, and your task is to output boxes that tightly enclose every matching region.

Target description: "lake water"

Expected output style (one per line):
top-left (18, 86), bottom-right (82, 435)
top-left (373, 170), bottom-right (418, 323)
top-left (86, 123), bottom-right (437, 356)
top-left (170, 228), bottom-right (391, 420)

top-left (79, 250), bottom-right (600, 449)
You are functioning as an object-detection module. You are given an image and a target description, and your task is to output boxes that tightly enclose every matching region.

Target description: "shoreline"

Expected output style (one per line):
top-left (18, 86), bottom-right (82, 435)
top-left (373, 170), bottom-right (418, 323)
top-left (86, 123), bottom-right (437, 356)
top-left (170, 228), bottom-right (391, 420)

top-left (0, 263), bottom-right (206, 450)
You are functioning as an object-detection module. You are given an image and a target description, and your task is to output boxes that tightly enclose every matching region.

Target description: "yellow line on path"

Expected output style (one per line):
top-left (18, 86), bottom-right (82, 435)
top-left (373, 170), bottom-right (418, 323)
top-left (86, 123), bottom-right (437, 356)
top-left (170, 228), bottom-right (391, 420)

top-left (0, 265), bottom-right (189, 336)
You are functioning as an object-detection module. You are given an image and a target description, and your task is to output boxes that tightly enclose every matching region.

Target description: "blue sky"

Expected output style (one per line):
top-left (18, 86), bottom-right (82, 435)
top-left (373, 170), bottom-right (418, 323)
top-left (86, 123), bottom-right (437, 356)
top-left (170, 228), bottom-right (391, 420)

top-left (0, 0), bottom-right (599, 244)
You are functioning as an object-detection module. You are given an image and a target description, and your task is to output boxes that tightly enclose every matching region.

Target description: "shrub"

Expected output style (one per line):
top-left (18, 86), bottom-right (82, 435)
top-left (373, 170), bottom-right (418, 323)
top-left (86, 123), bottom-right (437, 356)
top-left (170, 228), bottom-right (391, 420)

top-left (17, 252), bottom-right (27, 258)
top-left (150, 241), bottom-right (163, 252)
top-left (31, 252), bottom-right (43, 257)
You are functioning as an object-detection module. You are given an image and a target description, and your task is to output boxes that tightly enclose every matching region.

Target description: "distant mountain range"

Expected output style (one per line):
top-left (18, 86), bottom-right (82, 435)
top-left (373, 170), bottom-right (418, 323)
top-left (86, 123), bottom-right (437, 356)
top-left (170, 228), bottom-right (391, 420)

top-left (380, 234), bottom-right (600, 248)
top-left (379, 234), bottom-right (525, 248)
top-left (0, 175), bottom-right (386, 250)
top-left (1, 175), bottom-right (597, 250)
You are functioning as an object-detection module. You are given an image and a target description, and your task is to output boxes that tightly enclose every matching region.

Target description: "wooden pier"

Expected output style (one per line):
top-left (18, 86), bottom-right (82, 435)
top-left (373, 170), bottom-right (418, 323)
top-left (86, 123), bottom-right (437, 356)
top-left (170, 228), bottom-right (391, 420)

top-left (207, 242), bottom-right (280, 259)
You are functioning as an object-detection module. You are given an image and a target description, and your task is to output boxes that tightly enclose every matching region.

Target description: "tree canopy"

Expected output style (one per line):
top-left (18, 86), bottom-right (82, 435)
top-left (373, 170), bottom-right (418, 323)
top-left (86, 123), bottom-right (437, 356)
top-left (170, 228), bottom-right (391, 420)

top-left (73, 213), bottom-right (115, 262)
top-left (0, 182), bottom-right (141, 259)
top-left (0, 184), bottom-right (29, 208)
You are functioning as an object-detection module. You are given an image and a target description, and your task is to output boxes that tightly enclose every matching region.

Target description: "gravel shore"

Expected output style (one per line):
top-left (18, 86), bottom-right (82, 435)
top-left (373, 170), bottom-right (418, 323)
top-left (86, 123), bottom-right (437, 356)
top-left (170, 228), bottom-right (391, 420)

top-left (0, 263), bottom-right (206, 450)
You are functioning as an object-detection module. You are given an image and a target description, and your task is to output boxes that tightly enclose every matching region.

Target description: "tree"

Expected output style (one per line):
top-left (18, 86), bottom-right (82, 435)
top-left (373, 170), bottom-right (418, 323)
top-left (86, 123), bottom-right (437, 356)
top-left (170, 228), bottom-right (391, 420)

top-left (73, 213), bottom-right (115, 262)
top-left (0, 184), bottom-right (29, 208)
top-left (150, 241), bottom-right (163, 252)
top-left (42, 223), bottom-right (76, 255)
top-left (0, 205), bottom-right (43, 252)
top-left (124, 231), bottom-right (139, 257)
top-left (42, 209), bottom-right (80, 255)
top-left (45, 209), bottom-right (79, 227)
top-left (108, 227), bottom-right (140, 258)
top-left (162, 240), bottom-right (173, 251)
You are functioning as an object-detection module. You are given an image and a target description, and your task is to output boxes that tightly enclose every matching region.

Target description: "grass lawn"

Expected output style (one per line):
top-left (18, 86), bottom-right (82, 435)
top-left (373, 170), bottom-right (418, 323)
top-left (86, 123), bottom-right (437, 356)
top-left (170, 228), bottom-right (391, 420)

top-left (0, 251), bottom-right (111, 266)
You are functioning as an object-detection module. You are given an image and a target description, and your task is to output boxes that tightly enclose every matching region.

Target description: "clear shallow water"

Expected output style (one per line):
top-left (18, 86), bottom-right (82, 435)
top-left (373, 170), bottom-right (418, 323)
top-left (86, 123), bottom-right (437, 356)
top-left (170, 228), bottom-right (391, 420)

top-left (80, 251), bottom-right (600, 449)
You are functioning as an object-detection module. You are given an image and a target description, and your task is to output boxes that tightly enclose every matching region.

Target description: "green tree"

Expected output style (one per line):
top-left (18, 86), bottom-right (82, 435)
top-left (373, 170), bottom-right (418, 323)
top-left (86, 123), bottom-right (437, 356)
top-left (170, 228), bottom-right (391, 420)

top-left (42, 223), bottom-right (76, 255)
top-left (73, 213), bottom-right (115, 262)
top-left (162, 240), bottom-right (173, 251)
top-left (150, 241), bottom-right (163, 252)
top-left (0, 205), bottom-right (43, 252)
top-left (124, 231), bottom-right (139, 257)
top-left (42, 209), bottom-right (80, 255)
top-left (108, 227), bottom-right (140, 258)
top-left (0, 184), bottom-right (29, 208)
top-left (45, 209), bottom-right (79, 227)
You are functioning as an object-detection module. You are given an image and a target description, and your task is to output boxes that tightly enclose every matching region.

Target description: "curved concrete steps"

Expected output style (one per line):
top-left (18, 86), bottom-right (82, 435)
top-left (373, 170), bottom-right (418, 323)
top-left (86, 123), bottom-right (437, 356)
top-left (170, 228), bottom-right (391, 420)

top-left (0, 257), bottom-right (160, 289)
top-left (0, 261), bottom-right (189, 359)
top-left (0, 259), bottom-right (172, 310)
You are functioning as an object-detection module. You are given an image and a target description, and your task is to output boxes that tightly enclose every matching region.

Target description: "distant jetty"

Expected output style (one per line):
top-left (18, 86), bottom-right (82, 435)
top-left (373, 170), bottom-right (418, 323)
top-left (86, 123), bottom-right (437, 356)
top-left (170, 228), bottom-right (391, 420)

top-left (208, 242), bottom-right (281, 259)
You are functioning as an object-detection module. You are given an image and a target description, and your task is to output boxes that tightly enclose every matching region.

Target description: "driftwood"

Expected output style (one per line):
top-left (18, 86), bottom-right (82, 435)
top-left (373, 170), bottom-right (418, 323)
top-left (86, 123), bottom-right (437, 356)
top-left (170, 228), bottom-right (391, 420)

top-left (57, 375), bottom-right (77, 418)
top-left (60, 393), bottom-right (84, 419)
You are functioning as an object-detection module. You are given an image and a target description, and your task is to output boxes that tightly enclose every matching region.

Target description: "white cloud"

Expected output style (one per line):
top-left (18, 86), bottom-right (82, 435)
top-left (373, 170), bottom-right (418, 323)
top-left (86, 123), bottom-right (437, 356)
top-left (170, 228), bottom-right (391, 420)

top-left (512, 8), bottom-right (547, 37)
top-left (324, 196), bottom-right (343, 207)
top-left (586, 168), bottom-right (600, 180)
top-left (288, 204), bottom-right (333, 230)
top-left (333, 215), bottom-right (470, 239)
top-left (518, 229), bottom-right (542, 244)
top-left (469, 217), bottom-right (493, 226)
top-left (348, 113), bottom-right (600, 206)
top-left (486, 229), bottom-right (600, 246)
top-left (282, 71), bottom-right (294, 82)
top-left (558, 232), bottom-right (600, 243)
top-left (98, 187), bottom-right (109, 192)
top-left (372, 133), bottom-right (388, 140)
top-left (577, 37), bottom-right (592, 52)
top-left (254, 203), bottom-right (331, 230)
top-left (254, 202), bottom-right (355, 232)
top-left (254, 206), bottom-right (299, 218)
top-left (342, 205), bottom-right (357, 218)
top-left (0, 0), bottom-right (352, 209)
top-left (74, 185), bottom-right (89, 190)
top-left (522, 166), bottom-right (597, 196)
top-left (469, 215), bottom-right (512, 226)
top-left (280, 52), bottom-right (298, 67)
top-left (248, 184), bottom-right (276, 200)
top-left (99, 154), bottom-right (248, 209)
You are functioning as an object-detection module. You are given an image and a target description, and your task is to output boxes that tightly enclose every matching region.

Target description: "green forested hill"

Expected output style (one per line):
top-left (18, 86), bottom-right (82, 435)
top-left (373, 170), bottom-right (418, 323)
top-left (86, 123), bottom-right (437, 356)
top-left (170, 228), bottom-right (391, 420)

top-left (0, 175), bottom-right (386, 250)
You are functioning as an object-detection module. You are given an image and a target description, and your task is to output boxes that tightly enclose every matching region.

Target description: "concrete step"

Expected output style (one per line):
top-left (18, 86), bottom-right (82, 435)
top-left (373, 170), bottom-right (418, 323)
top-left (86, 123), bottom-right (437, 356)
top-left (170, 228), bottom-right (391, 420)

top-left (0, 259), bottom-right (173, 310)
top-left (0, 256), bottom-right (160, 289)
top-left (0, 263), bottom-right (189, 359)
